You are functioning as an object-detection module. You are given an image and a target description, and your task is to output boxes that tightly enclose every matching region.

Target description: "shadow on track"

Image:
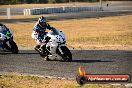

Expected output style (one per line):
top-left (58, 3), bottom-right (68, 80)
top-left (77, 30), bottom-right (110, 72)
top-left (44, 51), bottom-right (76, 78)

top-left (72, 59), bottom-right (114, 63)
top-left (0, 50), bottom-right (38, 55)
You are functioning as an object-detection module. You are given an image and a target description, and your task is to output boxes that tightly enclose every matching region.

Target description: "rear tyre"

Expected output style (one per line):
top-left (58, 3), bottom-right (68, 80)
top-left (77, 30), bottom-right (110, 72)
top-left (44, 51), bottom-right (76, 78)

top-left (60, 46), bottom-right (72, 62)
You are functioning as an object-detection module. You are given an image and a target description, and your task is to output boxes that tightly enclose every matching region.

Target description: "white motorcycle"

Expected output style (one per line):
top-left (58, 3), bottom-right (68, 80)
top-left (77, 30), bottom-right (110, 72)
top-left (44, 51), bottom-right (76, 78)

top-left (0, 26), bottom-right (18, 53)
top-left (37, 28), bottom-right (72, 62)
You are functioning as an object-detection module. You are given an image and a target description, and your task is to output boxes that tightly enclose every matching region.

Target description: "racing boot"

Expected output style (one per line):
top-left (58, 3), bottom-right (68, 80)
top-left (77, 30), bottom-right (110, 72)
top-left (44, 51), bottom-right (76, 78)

top-left (34, 45), bottom-right (41, 52)
top-left (40, 44), bottom-right (47, 55)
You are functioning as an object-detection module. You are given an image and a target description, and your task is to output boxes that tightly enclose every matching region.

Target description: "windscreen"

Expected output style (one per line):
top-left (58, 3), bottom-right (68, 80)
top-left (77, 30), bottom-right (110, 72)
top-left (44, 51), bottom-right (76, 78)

top-left (50, 29), bottom-right (59, 35)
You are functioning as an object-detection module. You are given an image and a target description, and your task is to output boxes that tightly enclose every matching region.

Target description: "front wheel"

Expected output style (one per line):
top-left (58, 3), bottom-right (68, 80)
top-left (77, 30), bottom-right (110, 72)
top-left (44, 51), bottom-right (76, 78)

top-left (9, 39), bottom-right (18, 54)
top-left (59, 46), bottom-right (72, 62)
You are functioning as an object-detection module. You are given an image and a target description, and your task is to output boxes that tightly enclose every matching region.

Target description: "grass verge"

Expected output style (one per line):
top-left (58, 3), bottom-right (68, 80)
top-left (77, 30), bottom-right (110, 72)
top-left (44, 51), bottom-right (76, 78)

top-left (0, 73), bottom-right (124, 88)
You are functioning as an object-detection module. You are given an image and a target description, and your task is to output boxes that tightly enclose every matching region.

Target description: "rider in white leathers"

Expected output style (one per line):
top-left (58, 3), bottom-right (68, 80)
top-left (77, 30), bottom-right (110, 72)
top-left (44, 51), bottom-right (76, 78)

top-left (32, 16), bottom-right (53, 52)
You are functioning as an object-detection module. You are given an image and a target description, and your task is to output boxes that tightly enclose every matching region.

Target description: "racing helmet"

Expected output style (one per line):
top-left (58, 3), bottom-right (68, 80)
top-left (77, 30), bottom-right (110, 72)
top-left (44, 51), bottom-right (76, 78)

top-left (38, 16), bottom-right (47, 28)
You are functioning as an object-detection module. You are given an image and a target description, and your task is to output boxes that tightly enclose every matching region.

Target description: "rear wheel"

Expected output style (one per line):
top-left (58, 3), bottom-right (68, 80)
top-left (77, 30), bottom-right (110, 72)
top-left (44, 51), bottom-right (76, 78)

top-left (60, 46), bottom-right (72, 62)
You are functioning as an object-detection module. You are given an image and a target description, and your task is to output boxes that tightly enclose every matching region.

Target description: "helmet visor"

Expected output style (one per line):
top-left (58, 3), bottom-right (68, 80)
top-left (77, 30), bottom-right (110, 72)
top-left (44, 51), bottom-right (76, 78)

top-left (40, 22), bottom-right (46, 27)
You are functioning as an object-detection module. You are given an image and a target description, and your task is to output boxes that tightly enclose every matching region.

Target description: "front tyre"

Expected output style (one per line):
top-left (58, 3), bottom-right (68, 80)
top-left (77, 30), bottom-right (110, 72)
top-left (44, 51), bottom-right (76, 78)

top-left (9, 39), bottom-right (18, 54)
top-left (60, 46), bottom-right (72, 62)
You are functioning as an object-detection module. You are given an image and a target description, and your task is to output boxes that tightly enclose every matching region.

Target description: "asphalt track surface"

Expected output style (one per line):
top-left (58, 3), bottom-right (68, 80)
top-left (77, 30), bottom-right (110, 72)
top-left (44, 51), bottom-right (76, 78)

top-left (0, 50), bottom-right (132, 80)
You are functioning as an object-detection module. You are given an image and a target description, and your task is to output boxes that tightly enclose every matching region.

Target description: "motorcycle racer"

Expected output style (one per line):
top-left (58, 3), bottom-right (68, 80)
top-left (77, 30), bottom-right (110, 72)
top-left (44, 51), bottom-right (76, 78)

top-left (32, 16), bottom-right (53, 52)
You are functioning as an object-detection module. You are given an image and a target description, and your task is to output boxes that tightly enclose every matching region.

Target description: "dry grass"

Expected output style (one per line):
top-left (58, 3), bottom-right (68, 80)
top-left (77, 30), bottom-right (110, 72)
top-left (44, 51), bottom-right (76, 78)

top-left (0, 73), bottom-right (124, 88)
top-left (4, 15), bottom-right (132, 49)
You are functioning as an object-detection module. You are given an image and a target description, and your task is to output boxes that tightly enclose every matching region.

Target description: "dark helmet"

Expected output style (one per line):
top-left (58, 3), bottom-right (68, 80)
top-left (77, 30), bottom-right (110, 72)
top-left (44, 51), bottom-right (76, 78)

top-left (38, 16), bottom-right (47, 28)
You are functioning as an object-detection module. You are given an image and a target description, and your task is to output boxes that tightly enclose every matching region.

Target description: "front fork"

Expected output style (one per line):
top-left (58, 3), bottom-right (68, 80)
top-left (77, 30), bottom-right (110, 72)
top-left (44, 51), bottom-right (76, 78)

top-left (56, 45), bottom-right (66, 57)
top-left (58, 46), bottom-right (64, 55)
